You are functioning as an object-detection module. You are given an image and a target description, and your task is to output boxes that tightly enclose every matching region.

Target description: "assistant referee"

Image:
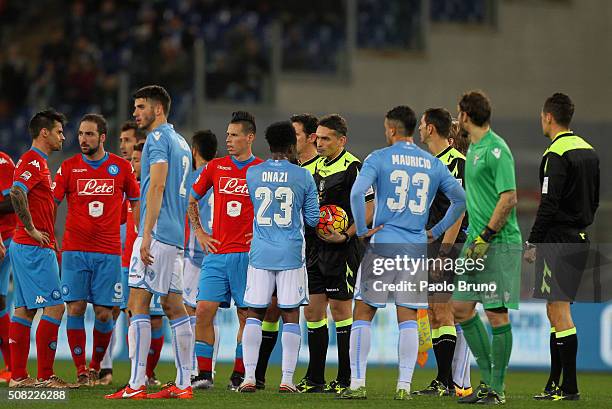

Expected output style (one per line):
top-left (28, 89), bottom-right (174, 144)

top-left (525, 93), bottom-right (600, 401)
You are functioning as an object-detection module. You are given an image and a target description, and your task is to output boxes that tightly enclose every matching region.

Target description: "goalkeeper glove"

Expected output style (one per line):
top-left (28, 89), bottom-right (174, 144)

top-left (465, 226), bottom-right (496, 260)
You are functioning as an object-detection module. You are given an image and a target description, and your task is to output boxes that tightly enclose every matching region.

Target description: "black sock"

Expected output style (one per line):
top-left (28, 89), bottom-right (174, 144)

top-left (306, 323), bottom-right (328, 385)
top-left (335, 321), bottom-right (352, 386)
top-left (255, 327), bottom-right (279, 383)
top-left (546, 329), bottom-right (562, 390)
top-left (433, 334), bottom-right (456, 388)
top-left (557, 331), bottom-right (578, 394)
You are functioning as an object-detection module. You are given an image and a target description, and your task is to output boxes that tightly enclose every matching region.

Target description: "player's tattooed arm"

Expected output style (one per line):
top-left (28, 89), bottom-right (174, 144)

top-left (10, 185), bottom-right (50, 246)
top-left (487, 190), bottom-right (518, 232)
top-left (187, 196), bottom-right (203, 231)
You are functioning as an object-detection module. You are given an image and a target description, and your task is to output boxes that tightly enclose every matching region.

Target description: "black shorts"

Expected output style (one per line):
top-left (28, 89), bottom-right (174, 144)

top-left (307, 238), bottom-right (363, 300)
top-left (533, 227), bottom-right (590, 302)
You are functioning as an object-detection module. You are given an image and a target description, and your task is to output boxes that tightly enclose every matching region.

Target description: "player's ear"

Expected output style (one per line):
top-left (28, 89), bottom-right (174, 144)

top-left (100, 133), bottom-right (106, 144)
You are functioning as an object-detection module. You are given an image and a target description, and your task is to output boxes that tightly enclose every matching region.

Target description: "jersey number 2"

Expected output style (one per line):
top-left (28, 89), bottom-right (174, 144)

top-left (386, 169), bottom-right (430, 215)
top-left (179, 156), bottom-right (190, 197)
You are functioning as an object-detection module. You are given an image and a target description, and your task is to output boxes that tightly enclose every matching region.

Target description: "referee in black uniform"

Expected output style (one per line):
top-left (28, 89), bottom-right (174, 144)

top-left (525, 93), bottom-right (600, 401)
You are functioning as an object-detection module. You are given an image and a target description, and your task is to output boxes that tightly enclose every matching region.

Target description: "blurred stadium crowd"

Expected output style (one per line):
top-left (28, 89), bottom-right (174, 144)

top-left (0, 0), bottom-right (490, 157)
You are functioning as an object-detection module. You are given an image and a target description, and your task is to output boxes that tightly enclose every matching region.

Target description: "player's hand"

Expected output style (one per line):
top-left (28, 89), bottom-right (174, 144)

top-left (245, 232), bottom-right (253, 246)
top-left (524, 246), bottom-right (536, 264)
top-left (426, 230), bottom-right (434, 243)
top-left (358, 224), bottom-right (384, 240)
top-left (140, 233), bottom-right (154, 266)
top-left (26, 227), bottom-right (50, 247)
top-left (195, 229), bottom-right (220, 254)
top-left (465, 235), bottom-right (490, 260)
top-left (317, 229), bottom-right (347, 244)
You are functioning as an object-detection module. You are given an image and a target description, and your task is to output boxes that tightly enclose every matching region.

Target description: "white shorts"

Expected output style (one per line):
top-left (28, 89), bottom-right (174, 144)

top-left (129, 237), bottom-right (184, 296)
top-left (244, 265), bottom-right (308, 309)
top-left (183, 258), bottom-right (201, 308)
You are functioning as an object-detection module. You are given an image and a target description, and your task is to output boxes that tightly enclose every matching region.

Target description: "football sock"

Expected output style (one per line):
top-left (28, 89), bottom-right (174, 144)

top-left (546, 327), bottom-right (562, 390)
top-left (146, 325), bottom-right (164, 378)
top-left (195, 340), bottom-right (214, 376)
top-left (306, 319), bottom-right (328, 384)
top-left (128, 314), bottom-right (151, 389)
top-left (90, 318), bottom-right (114, 370)
top-left (100, 328), bottom-right (115, 370)
top-left (0, 311), bottom-right (11, 369)
top-left (36, 315), bottom-right (61, 380)
top-left (335, 318), bottom-right (352, 385)
top-left (190, 316), bottom-right (197, 375)
top-left (398, 320), bottom-right (418, 387)
top-left (170, 316), bottom-right (193, 389)
top-left (234, 342), bottom-right (245, 375)
top-left (349, 320), bottom-right (370, 389)
top-left (281, 323), bottom-right (301, 385)
top-left (212, 315), bottom-right (220, 374)
top-left (490, 323), bottom-right (512, 395)
top-left (432, 325), bottom-right (456, 387)
top-left (556, 327), bottom-right (578, 394)
top-left (460, 314), bottom-right (492, 386)
top-left (66, 314), bottom-right (86, 374)
top-left (255, 320), bottom-right (279, 383)
top-left (242, 318), bottom-right (262, 381)
top-left (9, 317), bottom-right (31, 380)
top-left (452, 324), bottom-right (471, 389)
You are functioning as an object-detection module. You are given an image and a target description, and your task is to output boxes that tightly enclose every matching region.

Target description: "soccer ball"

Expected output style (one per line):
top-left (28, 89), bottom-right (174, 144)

top-left (316, 205), bottom-right (348, 236)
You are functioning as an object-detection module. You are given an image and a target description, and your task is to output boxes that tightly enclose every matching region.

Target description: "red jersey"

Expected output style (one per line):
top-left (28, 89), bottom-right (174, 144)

top-left (121, 195), bottom-right (138, 268)
top-left (192, 155), bottom-right (263, 254)
top-left (0, 151), bottom-right (16, 241)
top-left (53, 152), bottom-right (139, 255)
top-left (12, 148), bottom-right (56, 248)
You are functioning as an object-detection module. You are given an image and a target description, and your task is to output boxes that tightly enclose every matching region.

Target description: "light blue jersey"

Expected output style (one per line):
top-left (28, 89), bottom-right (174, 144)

top-left (139, 123), bottom-right (192, 248)
top-left (246, 159), bottom-right (319, 270)
top-left (186, 165), bottom-right (213, 265)
top-left (351, 141), bottom-right (465, 243)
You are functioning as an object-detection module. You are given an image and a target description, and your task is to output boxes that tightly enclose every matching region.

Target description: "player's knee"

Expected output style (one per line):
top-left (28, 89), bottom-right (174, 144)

top-left (150, 316), bottom-right (163, 330)
top-left (67, 301), bottom-right (86, 316)
top-left (195, 303), bottom-right (214, 324)
top-left (329, 300), bottom-right (352, 320)
top-left (94, 308), bottom-right (113, 323)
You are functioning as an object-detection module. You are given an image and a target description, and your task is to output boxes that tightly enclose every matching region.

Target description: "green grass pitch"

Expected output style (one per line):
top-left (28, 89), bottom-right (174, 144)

top-left (1, 360), bottom-right (610, 408)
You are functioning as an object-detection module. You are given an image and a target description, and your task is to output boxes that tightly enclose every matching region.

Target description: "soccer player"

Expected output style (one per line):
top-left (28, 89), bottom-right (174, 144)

top-left (413, 108), bottom-right (471, 397)
top-left (525, 93), bottom-right (599, 401)
top-left (99, 121), bottom-right (146, 385)
top-left (188, 111), bottom-right (263, 390)
top-left (254, 113), bottom-right (321, 389)
top-left (239, 121), bottom-right (319, 393)
top-left (451, 90), bottom-right (522, 405)
top-left (106, 85), bottom-right (194, 399)
top-left (0, 150), bottom-right (16, 383)
top-left (54, 114), bottom-right (140, 385)
top-left (298, 114), bottom-right (374, 394)
top-left (183, 130), bottom-right (219, 382)
top-left (342, 105), bottom-right (466, 400)
top-left (8, 109), bottom-right (74, 388)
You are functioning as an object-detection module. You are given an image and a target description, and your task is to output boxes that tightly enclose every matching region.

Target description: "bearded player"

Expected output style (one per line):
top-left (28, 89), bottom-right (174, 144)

top-left (54, 114), bottom-right (140, 385)
top-left (188, 111), bottom-right (263, 390)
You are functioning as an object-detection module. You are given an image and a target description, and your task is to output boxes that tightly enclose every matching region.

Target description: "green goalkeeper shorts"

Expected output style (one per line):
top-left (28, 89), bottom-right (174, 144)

top-left (452, 243), bottom-right (522, 310)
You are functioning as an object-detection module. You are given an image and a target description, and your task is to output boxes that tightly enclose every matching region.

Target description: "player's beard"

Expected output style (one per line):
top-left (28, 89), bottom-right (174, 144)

top-left (139, 111), bottom-right (156, 131)
top-left (81, 141), bottom-right (101, 156)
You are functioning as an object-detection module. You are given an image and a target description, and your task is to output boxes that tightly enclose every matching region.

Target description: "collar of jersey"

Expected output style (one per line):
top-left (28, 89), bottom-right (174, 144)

top-left (30, 147), bottom-right (48, 160)
top-left (82, 152), bottom-right (109, 169)
top-left (473, 129), bottom-right (494, 146)
top-left (299, 155), bottom-right (320, 167)
top-left (231, 155), bottom-right (256, 169)
top-left (323, 149), bottom-right (347, 167)
top-left (552, 130), bottom-right (573, 143)
top-left (152, 123), bottom-right (173, 133)
top-left (435, 145), bottom-right (452, 158)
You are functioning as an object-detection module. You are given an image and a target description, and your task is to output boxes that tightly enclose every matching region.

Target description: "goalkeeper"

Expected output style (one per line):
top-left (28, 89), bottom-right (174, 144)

top-left (451, 91), bottom-right (522, 405)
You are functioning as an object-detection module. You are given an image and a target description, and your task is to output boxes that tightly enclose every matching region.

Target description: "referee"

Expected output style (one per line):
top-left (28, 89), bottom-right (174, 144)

top-left (525, 93), bottom-right (599, 401)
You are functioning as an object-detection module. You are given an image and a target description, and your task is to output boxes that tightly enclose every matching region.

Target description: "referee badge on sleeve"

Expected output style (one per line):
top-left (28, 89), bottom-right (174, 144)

top-left (542, 177), bottom-right (549, 194)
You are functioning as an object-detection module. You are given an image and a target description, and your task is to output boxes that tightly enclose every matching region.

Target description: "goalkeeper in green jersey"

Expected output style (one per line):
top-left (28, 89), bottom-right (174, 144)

top-left (451, 91), bottom-right (522, 405)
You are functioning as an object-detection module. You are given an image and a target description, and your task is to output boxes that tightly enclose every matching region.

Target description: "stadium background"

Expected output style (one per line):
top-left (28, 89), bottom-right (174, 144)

top-left (0, 0), bottom-right (610, 372)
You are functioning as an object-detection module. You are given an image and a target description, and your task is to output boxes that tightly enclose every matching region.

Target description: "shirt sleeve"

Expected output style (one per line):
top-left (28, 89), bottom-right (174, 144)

top-left (430, 162), bottom-right (466, 239)
top-left (303, 170), bottom-right (320, 228)
top-left (490, 144), bottom-right (517, 194)
top-left (192, 161), bottom-right (214, 200)
top-left (347, 160), bottom-right (375, 202)
top-left (350, 155), bottom-right (378, 236)
top-left (123, 162), bottom-right (140, 201)
top-left (52, 163), bottom-right (67, 204)
top-left (12, 155), bottom-right (42, 193)
top-left (0, 156), bottom-right (15, 197)
top-left (528, 153), bottom-right (567, 243)
top-left (147, 133), bottom-right (170, 164)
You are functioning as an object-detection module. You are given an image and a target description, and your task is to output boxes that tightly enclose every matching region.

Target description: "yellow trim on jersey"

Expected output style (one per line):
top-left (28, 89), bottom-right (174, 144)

top-left (544, 134), bottom-right (593, 157)
top-left (315, 150), bottom-right (361, 178)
